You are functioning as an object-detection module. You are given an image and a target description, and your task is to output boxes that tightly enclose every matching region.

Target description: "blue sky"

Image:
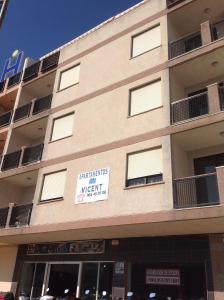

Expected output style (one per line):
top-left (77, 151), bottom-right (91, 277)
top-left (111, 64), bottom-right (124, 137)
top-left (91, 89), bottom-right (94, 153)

top-left (0, 0), bottom-right (142, 72)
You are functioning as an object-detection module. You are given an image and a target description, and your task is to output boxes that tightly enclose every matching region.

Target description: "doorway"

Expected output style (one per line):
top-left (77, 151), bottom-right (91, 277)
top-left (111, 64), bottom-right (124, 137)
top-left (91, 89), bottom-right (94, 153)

top-left (46, 263), bottom-right (80, 298)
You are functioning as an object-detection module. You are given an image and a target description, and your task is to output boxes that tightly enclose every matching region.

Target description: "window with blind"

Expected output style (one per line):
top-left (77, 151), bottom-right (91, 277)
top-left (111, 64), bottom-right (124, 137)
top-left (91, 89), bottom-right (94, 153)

top-left (59, 64), bottom-right (80, 91)
top-left (132, 25), bottom-right (161, 58)
top-left (40, 170), bottom-right (67, 202)
top-left (129, 80), bottom-right (162, 116)
top-left (126, 148), bottom-right (163, 187)
top-left (51, 113), bottom-right (74, 142)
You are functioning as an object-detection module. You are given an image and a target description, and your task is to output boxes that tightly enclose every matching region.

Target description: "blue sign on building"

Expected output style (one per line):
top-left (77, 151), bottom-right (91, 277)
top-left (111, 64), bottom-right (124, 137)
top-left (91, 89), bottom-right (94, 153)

top-left (0, 50), bottom-right (24, 82)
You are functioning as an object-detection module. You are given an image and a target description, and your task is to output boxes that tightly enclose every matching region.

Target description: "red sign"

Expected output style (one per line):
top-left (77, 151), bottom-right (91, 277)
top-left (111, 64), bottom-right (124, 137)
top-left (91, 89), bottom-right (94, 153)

top-left (146, 269), bottom-right (180, 286)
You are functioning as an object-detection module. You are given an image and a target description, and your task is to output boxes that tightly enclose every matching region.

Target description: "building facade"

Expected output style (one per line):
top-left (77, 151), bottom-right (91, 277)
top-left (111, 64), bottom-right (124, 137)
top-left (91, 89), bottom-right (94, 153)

top-left (0, 0), bottom-right (224, 299)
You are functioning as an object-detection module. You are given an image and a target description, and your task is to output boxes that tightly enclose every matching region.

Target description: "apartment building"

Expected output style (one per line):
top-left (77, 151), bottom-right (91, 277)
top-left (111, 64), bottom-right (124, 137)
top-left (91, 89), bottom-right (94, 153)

top-left (0, 0), bottom-right (224, 299)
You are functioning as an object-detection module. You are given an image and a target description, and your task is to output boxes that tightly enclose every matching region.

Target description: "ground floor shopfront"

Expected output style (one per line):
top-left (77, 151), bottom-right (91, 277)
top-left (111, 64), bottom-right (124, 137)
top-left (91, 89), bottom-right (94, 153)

top-left (9, 234), bottom-right (223, 300)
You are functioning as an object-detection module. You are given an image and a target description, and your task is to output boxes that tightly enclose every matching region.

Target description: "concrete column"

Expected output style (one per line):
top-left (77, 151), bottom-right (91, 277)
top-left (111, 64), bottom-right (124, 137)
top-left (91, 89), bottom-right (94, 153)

top-left (5, 203), bottom-right (14, 228)
top-left (18, 146), bottom-right (26, 166)
top-left (216, 166), bottom-right (224, 205)
top-left (0, 245), bottom-right (18, 293)
top-left (201, 21), bottom-right (212, 45)
top-left (207, 83), bottom-right (221, 114)
top-left (209, 234), bottom-right (224, 300)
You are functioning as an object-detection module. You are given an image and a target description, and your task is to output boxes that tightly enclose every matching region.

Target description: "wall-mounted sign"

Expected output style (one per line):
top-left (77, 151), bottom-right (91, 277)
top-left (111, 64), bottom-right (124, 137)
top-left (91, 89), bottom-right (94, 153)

top-left (1, 50), bottom-right (24, 81)
top-left (27, 239), bottom-right (105, 255)
top-left (146, 269), bottom-right (180, 286)
top-left (75, 167), bottom-right (110, 204)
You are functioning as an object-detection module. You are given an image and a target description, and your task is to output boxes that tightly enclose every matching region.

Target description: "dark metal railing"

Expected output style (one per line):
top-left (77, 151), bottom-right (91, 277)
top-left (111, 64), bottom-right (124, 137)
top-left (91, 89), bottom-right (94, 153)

top-left (13, 103), bottom-right (31, 122)
top-left (41, 52), bottom-right (60, 73)
top-left (32, 94), bottom-right (52, 115)
top-left (173, 172), bottom-right (220, 209)
top-left (22, 143), bottom-right (44, 166)
top-left (167, 0), bottom-right (185, 7)
top-left (219, 86), bottom-right (224, 111)
top-left (171, 91), bottom-right (208, 123)
top-left (0, 80), bottom-right (6, 93)
top-left (212, 20), bottom-right (224, 41)
top-left (1, 150), bottom-right (22, 171)
top-left (169, 31), bottom-right (202, 59)
top-left (23, 61), bottom-right (41, 82)
top-left (0, 207), bottom-right (9, 228)
top-left (7, 72), bottom-right (22, 89)
top-left (0, 111), bottom-right (12, 127)
top-left (9, 203), bottom-right (33, 227)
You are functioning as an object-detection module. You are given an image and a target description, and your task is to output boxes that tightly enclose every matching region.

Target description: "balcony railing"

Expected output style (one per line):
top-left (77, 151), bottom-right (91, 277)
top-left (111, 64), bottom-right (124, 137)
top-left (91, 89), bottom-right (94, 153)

top-left (0, 80), bottom-right (6, 93)
top-left (173, 172), bottom-right (220, 209)
top-left (13, 103), bottom-right (32, 122)
top-left (23, 61), bottom-right (41, 82)
top-left (219, 86), bottom-right (224, 111)
top-left (167, 0), bottom-right (185, 7)
top-left (171, 91), bottom-right (208, 124)
top-left (0, 111), bottom-right (12, 127)
top-left (7, 72), bottom-right (22, 89)
top-left (1, 143), bottom-right (44, 171)
top-left (212, 20), bottom-right (224, 41)
top-left (41, 52), bottom-right (60, 73)
top-left (169, 31), bottom-right (202, 59)
top-left (0, 207), bottom-right (9, 228)
top-left (32, 94), bottom-right (52, 115)
top-left (1, 149), bottom-right (22, 171)
top-left (9, 203), bottom-right (33, 227)
top-left (22, 143), bottom-right (44, 165)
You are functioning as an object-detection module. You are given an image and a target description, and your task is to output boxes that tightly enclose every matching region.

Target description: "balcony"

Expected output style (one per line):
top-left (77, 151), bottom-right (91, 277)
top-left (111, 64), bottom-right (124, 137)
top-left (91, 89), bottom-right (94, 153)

top-left (1, 144), bottom-right (43, 171)
top-left (21, 143), bottom-right (44, 166)
top-left (9, 203), bottom-right (33, 227)
top-left (212, 20), bottom-right (224, 41)
top-left (173, 172), bottom-right (220, 208)
top-left (167, 0), bottom-right (185, 8)
top-left (41, 52), bottom-right (60, 73)
top-left (169, 31), bottom-right (202, 59)
top-left (7, 72), bottom-right (22, 89)
top-left (13, 103), bottom-right (32, 122)
top-left (23, 61), bottom-right (41, 82)
top-left (0, 203), bottom-right (32, 228)
top-left (0, 111), bottom-right (12, 127)
top-left (32, 94), bottom-right (52, 115)
top-left (219, 85), bottom-right (224, 110)
top-left (22, 52), bottom-right (60, 83)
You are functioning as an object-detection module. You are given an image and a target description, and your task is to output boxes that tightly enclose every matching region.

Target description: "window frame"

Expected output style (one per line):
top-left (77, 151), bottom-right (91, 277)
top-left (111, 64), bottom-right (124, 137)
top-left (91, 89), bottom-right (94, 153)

top-left (130, 24), bottom-right (161, 59)
top-left (125, 147), bottom-right (163, 188)
top-left (128, 78), bottom-right (162, 117)
top-left (58, 63), bottom-right (80, 92)
top-left (50, 112), bottom-right (75, 143)
top-left (39, 169), bottom-right (67, 203)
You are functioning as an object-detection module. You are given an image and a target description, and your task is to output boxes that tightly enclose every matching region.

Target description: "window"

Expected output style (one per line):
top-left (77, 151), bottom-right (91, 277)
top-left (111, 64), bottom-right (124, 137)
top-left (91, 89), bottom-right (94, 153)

top-left (40, 170), bottom-right (67, 202)
top-left (59, 64), bottom-right (80, 90)
top-left (132, 25), bottom-right (161, 58)
top-left (51, 113), bottom-right (74, 142)
top-left (129, 80), bottom-right (162, 116)
top-left (126, 148), bottom-right (163, 187)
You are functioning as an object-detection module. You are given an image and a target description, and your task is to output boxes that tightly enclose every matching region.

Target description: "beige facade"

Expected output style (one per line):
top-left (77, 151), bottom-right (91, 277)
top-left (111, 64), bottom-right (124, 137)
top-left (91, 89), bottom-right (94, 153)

top-left (0, 0), bottom-right (224, 299)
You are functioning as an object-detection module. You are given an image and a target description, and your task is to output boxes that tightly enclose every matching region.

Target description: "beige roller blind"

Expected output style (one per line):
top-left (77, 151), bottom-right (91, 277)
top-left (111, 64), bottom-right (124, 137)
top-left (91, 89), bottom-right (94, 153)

top-left (130, 80), bottom-right (162, 116)
top-left (127, 148), bottom-right (163, 179)
top-left (59, 64), bottom-right (80, 90)
top-left (40, 170), bottom-right (67, 201)
top-left (132, 25), bottom-right (161, 57)
top-left (51, 113), bottom-right (74, 141)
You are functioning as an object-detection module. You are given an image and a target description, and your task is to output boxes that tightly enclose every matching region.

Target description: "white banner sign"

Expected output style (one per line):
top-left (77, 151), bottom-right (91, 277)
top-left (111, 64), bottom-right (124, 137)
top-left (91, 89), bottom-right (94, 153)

top-left (146, 269), bottom-right (180, 286)
top-left (75, 168), bottom-right (110, 204)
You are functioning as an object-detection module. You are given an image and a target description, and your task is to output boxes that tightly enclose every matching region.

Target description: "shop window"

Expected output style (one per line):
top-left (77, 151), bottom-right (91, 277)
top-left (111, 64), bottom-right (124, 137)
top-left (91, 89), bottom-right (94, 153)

top-left (40, 169), bottom-right (67, 202)
top-left (129, 80), bottom-right (162, 116)
top-left (51, 113), bottom-right (74, 142)
top-left (131, 25), bottom-right (161, 58)
top-left (58, 64), bottom-right (80, 90)
top-left (126, 148), bottom-right (163, 187)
